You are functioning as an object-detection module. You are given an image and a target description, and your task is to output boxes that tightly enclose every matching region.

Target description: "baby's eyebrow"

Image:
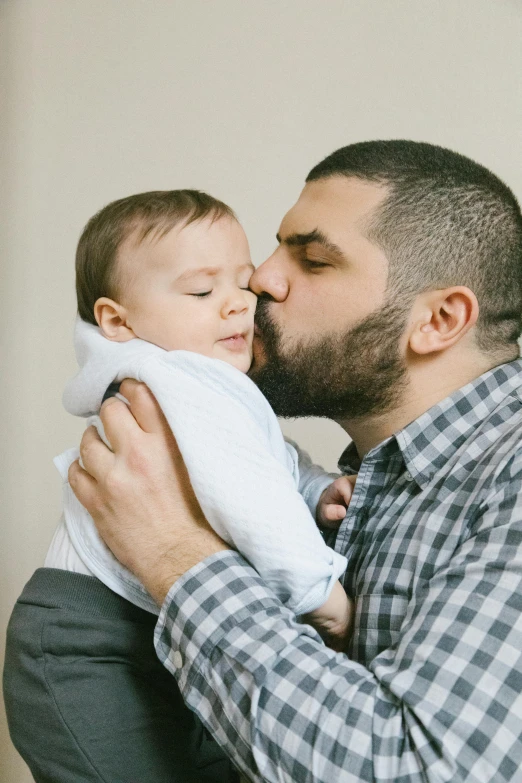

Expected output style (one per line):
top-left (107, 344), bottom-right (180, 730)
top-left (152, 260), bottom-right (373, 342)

top-left (176, 263), bottom-right (254, 283)
top-left (176, 266), bottom-right (220, 283)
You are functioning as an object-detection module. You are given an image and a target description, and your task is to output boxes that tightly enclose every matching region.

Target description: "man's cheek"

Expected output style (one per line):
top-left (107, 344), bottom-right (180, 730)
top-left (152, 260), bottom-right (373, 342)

top-left (251, 334), bottom-right (267, 366)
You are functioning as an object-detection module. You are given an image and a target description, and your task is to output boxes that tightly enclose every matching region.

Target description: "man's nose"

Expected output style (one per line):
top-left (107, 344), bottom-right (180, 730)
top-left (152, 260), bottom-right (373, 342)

top-left (249, 253), bottom-right (289, 302)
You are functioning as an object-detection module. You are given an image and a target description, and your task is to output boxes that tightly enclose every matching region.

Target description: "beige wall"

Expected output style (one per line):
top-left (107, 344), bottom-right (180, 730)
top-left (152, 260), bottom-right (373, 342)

top-left (2, 1), bottom-right (522, 780)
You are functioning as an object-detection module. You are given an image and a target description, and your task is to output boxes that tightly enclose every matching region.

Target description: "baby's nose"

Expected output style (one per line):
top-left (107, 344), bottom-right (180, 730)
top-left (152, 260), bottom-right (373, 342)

top-left (222, 290), bottom-right (250, 316)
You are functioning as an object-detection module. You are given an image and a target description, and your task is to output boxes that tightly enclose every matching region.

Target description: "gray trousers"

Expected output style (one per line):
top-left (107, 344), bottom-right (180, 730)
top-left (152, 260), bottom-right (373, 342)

top-left (3, 568), bottom-right (239, 783)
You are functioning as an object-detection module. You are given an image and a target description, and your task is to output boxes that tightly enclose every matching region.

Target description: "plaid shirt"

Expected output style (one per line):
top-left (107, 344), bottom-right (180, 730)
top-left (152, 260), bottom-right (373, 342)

top-left (155, 359), bottom-right (522, 782)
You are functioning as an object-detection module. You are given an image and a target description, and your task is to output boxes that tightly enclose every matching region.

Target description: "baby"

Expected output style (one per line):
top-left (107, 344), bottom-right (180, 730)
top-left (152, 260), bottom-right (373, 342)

top-left (0, 189), bottom-right (363, 783)
top-left (46, 190), bottom-right (356, 650)
top-left (47, 190), bottom-right (356, 648)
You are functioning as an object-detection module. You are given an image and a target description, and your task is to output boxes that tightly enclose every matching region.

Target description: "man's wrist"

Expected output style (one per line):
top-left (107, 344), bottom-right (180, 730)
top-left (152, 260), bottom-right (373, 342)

top-left (137, 530), bottom-right (231, 605)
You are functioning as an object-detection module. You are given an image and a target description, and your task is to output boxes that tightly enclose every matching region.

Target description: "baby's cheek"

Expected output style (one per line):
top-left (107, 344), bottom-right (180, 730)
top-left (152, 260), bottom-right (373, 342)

top-left (234, 353), bottom-right (253, 374)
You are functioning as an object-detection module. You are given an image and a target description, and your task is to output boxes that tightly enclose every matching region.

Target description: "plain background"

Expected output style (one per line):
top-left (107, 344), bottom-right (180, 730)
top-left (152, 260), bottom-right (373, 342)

top-left (2, 1), bottom-right (522, 780)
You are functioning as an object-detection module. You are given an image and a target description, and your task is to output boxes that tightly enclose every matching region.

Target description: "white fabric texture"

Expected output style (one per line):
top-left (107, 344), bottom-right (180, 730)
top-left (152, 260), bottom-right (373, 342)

top-left (48, 318), bottom-right (347, 616)
top-left (45, 514), bottom-right (93, 576)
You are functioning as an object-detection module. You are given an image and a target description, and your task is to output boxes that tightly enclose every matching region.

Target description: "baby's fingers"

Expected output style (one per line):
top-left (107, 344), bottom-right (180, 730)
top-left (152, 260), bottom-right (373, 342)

top-left (322, 503), bottom-right (347, 526)
top-left (336, 476), bottom-right (356, 504)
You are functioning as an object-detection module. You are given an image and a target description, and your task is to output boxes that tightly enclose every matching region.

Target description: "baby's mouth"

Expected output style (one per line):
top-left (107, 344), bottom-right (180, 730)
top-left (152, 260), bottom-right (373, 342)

top-left (218, 333), bottom-right (249, 352)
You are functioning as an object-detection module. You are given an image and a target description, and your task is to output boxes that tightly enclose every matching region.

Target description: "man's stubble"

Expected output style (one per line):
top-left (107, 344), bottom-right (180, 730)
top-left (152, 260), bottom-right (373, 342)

top-left (248, 296), bottom-right (411, 420)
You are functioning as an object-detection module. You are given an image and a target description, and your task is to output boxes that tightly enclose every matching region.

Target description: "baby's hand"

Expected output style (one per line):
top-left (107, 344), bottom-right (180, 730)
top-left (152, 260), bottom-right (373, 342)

top-left (302, 581), bottom-right (354, 653)
top-left (317, 475), bottom-right (357, 528)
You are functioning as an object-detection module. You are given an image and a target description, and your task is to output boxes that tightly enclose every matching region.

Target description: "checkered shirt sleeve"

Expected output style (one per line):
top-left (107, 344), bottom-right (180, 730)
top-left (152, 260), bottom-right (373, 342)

top-left (154, 362), bottom-right (522, 782)
top-left (156, 487), bottom-right (522, 783)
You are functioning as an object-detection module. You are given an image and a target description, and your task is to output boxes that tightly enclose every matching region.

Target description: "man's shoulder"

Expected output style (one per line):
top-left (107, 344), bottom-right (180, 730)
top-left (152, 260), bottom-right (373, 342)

top-left (438, 387), bottom-right (522, 526)
top-left (478, 387), bottom-right (522, 480)
top-left (464, 391), bottom-right (522, 533)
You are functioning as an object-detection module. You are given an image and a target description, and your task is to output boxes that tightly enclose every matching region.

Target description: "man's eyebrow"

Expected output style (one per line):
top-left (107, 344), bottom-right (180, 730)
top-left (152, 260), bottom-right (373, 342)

top-left (175, 262), bottom-right (254, 283)
top-left (276, 229), bottom-right (345, 259)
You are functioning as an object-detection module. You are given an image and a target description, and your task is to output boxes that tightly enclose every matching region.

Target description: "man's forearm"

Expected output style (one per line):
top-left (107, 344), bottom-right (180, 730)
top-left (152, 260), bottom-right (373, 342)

top-left (155, 552), bottom-right (388, 782)
top-left (155, 549), bottom-right (522, 783)
top-left (138, 529), bottom-right (229, 606)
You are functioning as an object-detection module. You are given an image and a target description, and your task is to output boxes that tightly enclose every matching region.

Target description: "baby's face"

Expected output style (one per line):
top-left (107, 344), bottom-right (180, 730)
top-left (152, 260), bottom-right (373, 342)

top-left (118, 216), bottom-right (257, 372)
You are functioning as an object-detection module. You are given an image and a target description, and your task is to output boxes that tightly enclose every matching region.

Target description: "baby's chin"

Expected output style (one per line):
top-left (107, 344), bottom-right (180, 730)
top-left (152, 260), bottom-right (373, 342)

top-left (212, 345), bottom-right (252, 374)
top-left (212, 335), bottom-right (253, 374)
top-left (219, 351), bottom-right (252, 374)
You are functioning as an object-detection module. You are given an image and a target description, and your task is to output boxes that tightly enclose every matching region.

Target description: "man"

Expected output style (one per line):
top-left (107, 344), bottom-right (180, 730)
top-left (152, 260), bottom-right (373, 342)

top-left (70, 141), bottom-right (522, 782)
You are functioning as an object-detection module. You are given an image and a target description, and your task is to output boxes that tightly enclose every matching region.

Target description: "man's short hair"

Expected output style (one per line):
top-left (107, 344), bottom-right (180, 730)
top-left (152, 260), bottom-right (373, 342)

top-left (307, 140), bottom-right (522, 355)
top-left (76, 190), bottom-right (236, 325)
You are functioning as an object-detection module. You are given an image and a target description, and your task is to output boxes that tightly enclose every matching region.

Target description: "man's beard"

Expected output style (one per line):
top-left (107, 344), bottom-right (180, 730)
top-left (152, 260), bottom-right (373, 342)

top-left (248, 296), bottom-right (410, 420)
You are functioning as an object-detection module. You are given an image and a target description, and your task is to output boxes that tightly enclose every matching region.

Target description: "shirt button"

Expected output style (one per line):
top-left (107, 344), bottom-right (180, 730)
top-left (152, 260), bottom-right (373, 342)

top-left (171, 650), bottom-right (183, 669)
top-left (404, 471), bottom-right (413, 481)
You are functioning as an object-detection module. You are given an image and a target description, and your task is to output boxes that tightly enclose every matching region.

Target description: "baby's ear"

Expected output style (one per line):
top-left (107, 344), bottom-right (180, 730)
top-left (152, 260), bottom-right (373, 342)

top-left (94, 298), bottom-right (136, 342)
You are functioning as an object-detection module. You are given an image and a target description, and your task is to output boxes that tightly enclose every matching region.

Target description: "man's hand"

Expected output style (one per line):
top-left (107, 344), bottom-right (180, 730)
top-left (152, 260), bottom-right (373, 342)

top-left (68, 379), bottom-right (229, 605)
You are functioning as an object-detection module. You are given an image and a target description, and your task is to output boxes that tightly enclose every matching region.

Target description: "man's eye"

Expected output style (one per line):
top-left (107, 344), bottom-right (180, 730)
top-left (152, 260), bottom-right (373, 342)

top-left (303, 258), bottom-right (329, 270)
top-left (190, 291), bottom-right (212, 298)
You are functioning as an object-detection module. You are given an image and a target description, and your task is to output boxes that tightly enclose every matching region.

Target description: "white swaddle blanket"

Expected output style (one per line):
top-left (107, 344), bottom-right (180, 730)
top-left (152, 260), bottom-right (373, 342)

top-left (51, 318), bottom-right (347, 615)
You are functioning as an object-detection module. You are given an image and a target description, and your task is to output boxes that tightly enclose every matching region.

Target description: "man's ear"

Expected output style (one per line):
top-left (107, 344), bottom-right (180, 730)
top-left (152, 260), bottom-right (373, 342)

top-left (94, 297), bottom-right (137, 342)
top-left (408, 286), bottom-right (479, 356)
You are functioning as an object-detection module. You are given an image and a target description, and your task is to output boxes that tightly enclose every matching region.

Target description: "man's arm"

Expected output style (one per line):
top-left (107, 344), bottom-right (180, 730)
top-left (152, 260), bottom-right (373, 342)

top-left (70, 381), bottom-right (522, 782)
top-left (156, 489), bottom-right (522, 783)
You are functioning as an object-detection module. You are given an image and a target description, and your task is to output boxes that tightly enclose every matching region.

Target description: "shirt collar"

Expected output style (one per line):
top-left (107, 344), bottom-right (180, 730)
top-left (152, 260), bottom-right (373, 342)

top-left (339, 359), bottom-right (522, 488)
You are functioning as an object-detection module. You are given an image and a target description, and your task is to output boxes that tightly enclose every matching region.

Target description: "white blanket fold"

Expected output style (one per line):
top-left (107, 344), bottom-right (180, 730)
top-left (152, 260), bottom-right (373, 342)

top-left (54, 318), bottom-right (347, 615)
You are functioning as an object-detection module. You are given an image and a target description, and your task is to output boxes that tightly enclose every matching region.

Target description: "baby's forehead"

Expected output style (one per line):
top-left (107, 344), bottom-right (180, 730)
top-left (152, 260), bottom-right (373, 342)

top-left (117, 216), bottom-right (251, 280)
top-left (117, 219), bottom-right (187, 269)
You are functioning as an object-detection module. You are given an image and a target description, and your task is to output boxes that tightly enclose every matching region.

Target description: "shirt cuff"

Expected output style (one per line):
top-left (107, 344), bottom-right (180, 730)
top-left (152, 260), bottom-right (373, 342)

top-left (154, 550), bottom-right (291, 692)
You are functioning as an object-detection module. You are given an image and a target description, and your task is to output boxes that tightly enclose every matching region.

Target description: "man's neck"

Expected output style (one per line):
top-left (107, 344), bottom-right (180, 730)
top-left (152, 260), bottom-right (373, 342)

top-left (337, 349), bottom-right (514, 460)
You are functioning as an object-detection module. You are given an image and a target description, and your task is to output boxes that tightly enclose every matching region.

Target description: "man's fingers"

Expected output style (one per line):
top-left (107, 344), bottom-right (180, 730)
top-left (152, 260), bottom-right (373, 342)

top-left (118, 379), bottom-right (170, 436)
top-left (99, 393), bottom-right (145, 454)
top-left (79, 424), bottom-right (116, 480)
top-left (68, 458), bottom-right (99, 512)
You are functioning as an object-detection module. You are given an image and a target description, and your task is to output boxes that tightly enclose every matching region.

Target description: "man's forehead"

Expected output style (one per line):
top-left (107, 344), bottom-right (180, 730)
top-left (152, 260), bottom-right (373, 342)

top-left (278, 176), bottom-right (388, 237)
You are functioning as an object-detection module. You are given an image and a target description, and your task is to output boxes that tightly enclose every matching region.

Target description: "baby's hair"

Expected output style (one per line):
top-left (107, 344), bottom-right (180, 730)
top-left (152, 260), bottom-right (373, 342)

top-left (76, 189), bottom-right (236, 325)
